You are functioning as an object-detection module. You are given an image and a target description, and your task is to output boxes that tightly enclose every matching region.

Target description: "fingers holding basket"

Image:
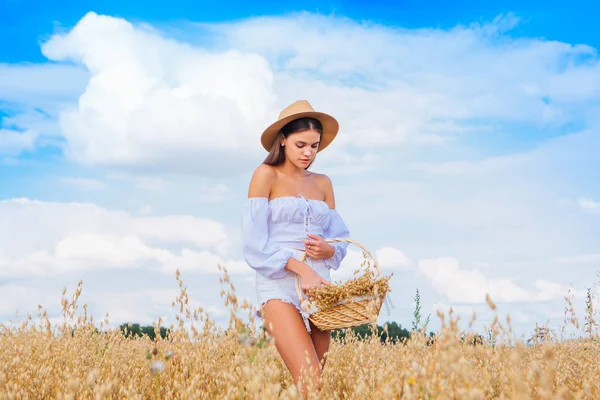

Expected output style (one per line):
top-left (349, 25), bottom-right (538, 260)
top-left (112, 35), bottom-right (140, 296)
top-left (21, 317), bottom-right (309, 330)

top-left (299, 270), bottom-right (331, 300)
top-left (302, 234), bottom-right (335, 260)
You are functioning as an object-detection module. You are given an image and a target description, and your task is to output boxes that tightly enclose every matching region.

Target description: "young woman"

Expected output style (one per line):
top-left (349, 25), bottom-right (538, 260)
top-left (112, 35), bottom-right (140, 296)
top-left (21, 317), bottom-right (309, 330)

top-left (241, 100), bottom-right (350, 392)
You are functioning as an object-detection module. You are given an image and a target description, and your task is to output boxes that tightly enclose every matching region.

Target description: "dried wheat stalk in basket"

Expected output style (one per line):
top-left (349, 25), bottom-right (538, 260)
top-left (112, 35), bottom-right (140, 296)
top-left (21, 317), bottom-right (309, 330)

top-left (295, 238), bottom-right (392, 331)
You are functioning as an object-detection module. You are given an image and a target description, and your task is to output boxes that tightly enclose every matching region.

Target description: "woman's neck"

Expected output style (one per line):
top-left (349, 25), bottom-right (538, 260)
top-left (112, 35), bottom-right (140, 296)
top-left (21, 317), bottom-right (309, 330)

top-left (275, 161), bottom-right (310, 178)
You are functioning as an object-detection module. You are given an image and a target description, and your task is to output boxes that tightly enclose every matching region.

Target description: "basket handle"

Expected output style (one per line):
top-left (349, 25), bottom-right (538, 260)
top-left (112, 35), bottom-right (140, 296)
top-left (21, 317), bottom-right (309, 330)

top-left (295, 237), bottom-right (382, 302)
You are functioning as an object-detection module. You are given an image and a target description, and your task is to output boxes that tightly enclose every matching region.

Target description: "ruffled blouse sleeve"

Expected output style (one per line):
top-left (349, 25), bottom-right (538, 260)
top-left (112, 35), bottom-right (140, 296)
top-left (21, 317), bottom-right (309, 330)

top-left (241, 197), bottom-right (295, 279)
top-left (323, 209), bottom-right (350, 271)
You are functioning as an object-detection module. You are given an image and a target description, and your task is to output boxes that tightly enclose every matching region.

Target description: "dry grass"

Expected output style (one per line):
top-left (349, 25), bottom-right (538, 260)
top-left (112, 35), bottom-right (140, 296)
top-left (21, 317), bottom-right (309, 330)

top-left (306, 253), bottom-right (392, 310)
top-left (1, 267), bottom-right (599, 399)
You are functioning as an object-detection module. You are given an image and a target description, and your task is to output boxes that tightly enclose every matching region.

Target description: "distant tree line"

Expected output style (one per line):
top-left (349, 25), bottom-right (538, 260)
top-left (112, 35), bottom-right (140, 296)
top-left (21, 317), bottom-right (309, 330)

top-left (332, 321), bottom-right (422, 343)
top-left (119, 320), bottom-right (425, 342)
top-left (120, 323), bottom-right (170, 341)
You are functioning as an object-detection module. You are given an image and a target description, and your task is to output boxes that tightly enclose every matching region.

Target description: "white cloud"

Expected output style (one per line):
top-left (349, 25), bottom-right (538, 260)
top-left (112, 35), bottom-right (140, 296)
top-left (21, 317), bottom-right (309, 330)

top-left (0, 129), bottom-right (38, 156)
top-left (211, 12), bottom-right (598, 134)
top-left (158, 249), bottom-right (250, 276)
top-left (0, 235), bottom-right (169, 277)
top-left (328, 248), bottom-right (369, 281)
top-left (328, 246), bottom-right (411, 284)
top-left (418, 257), bottom-right (573, 304)
top-left (40, 12), bottom-right (277, 171)
top-left (5, 11), bottom-right (596, 172)
top-left (577, 197), bottom-right (600, 212)
top-left (376, 247), bottom-right (412, 271)
top-left (133, 215), bottom-right (227, 247)
top-left (533, 280), bottom-right (570, 301)
top-left (55, 234), bottom-right (166, 267)
top-left (0, 198), bottom-right (241, 278)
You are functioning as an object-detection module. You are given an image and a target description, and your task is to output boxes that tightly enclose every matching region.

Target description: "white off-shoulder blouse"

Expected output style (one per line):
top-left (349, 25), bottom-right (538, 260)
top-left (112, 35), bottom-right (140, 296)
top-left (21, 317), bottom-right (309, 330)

top-left (241, 194), bottom-right (350, 278)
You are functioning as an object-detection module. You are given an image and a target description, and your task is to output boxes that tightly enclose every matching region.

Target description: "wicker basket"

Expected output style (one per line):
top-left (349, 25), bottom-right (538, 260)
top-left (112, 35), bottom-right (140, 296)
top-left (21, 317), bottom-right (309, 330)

top-left (295, 238), bottom-right (388, 331)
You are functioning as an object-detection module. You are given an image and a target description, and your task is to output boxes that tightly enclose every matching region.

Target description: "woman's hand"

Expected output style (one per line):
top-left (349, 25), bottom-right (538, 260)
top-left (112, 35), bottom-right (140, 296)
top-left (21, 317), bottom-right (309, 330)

top-left (299, 268), bottom-right (331, 298)
top-left (302, 234), bottom-right (335, 260)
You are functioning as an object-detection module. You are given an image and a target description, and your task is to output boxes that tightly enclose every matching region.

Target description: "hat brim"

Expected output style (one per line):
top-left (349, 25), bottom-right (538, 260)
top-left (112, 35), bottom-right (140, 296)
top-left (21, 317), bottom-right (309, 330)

top-left (261, 111), bottom-right (339, 153)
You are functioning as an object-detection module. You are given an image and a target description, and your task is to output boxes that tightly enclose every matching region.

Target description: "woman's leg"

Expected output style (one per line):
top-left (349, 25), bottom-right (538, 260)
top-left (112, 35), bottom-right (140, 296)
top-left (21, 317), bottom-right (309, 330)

top-left (261, 300), bottom-right (322, 392)
top-left (309, 322), bottom-right (331, 369)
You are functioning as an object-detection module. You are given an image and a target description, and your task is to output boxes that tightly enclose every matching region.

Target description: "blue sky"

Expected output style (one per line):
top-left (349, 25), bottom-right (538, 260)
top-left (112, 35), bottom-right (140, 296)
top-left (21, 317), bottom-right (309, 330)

top-left (3, 0), bottom-right (600, 63)
top-left (1, 1), bottom-right (600, 338)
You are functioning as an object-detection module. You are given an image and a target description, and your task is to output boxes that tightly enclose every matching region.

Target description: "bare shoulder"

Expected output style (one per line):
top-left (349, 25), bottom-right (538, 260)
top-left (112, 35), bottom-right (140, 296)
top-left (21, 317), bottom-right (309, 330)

top-left (313, 172), bottom-right (333, 190)
top-left (313, 173), bottom-right (336, 208)
top-left (248, 164), bottom-right (277, 198)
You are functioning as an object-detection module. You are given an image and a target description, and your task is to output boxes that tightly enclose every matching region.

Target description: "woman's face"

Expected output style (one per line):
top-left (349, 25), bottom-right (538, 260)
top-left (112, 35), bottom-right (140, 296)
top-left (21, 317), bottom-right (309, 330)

top-left (282, 129), bottom-right (321, 169)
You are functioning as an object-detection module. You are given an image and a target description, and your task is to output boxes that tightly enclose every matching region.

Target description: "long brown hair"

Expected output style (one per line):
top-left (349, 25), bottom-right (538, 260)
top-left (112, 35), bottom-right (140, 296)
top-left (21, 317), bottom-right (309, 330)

top-left (263, 117), bottom-right (323, 170)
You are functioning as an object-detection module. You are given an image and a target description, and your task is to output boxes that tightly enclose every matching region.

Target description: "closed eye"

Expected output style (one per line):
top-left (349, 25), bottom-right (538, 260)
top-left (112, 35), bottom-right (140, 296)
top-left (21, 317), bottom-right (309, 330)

top-left (296, 141), bottom-right (320, 148)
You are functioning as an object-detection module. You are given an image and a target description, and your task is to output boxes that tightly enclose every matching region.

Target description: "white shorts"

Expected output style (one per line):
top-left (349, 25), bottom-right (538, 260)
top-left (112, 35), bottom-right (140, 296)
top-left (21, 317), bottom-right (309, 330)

top-left (255, 247), bottom-right (331, 333)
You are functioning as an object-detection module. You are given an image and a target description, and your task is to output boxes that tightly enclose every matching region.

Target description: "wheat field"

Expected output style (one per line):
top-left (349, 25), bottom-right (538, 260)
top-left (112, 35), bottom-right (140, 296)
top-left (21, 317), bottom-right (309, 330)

top-left (1, 268), bottom-right (598, 400)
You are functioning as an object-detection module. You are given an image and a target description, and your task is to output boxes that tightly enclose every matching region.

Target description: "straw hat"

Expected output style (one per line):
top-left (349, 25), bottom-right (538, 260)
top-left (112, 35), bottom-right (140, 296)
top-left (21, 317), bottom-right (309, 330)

top-left (261, 100), bottom-right (339, 152)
